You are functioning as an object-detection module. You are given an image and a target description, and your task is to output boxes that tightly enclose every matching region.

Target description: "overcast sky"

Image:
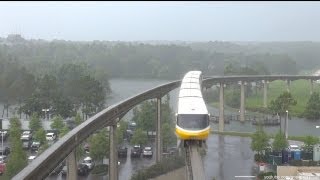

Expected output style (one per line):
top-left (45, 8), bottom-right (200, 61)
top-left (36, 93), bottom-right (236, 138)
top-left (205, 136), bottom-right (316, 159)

top-left (1, 1), bottom-right (320, 41)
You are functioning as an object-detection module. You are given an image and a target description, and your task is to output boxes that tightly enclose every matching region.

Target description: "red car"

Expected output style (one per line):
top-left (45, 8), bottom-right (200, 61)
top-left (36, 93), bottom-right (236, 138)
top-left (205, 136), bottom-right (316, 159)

top-left (0, 163), bottom-right (6, 175)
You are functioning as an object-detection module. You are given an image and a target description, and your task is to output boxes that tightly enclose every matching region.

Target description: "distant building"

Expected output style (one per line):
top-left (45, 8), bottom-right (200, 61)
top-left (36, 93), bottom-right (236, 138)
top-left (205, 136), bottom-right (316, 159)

top-left (313, 70), bottom-right (320, 84)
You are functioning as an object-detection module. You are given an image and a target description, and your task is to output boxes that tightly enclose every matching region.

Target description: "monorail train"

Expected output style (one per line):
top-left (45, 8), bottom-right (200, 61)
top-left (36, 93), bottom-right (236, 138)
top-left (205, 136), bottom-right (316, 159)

top-left (175, 71), bottom-right (210, 147)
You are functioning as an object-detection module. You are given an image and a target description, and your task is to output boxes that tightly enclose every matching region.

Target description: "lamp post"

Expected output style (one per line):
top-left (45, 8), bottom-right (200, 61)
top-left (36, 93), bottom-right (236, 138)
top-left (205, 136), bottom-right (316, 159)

top-left (285, 110), bottom-right (289, 139)
top-left (42, 109), bottom-right (50, 120)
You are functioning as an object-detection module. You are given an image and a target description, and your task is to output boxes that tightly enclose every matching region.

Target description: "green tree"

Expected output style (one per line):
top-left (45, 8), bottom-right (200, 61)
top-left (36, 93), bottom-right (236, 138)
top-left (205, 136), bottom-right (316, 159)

top-left (269, 91), bottom-right (297, 124)
top-left (131, 128), bottom-right (148, 146)
top-left (59, 124), bottom-right (70, 138)
top-left (33, 128), bottom-right (47, 145)
top-left (304, 92), bottom-right (320, 120)
top-left (50, 115), bottom-right (64, 132)
top-left (303, 136), bottom-right (319, 152)
top-left (89, 128), bottom-right (109, 163)
top-left (272, 131), bottom-right (288, 152)
top-left (251, 124), bottom-right (269, 156)
top-left (4, 117), bottom-right (28, 179)
top-left (75, 113), bottom-right (84, 126)
top-left (29, 113), bottom-right (41, 132)
top-left (162, 123), bottom-right (176, 151)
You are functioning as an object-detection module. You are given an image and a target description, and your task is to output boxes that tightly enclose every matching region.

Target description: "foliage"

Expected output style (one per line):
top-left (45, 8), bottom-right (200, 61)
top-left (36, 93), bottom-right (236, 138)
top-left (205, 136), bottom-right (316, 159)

top-left (3, 117), bottom-right (28, 179)
top-left (257, 172), bottom-right (276, 180)
top-left (269, 91), bottom-right (297, 120)
top-left (130, 128), bottom-right (148, 146)
top-left (302, 135), bottom-right (319, 152)
top-left (91, 164), bottom-right (108, 175)
top-left (131, 156), bottom-right (185, 180)
top-left (89, 128), bottom-right (109, 162)
top-left (33, 128), bottom-right (47, 145)
top-left (74, 113), bottom-right (84, 126)
top-left (59, 124), bottom-right (70, 138)
top-left (251, 124), bottom-right (270, 156)
top-left (50, 115), bottom-right (64, 131)
top-left (29, 113), bottom-right (41, 131)
top-left (225, 89), bottom-right (240, 108)
top-left (272, 131), bottom-right (288, 152)
top-left (161, 123), bottom-right (176, 151)
top-left (304, 92), bottom-right (320, 120)
top-left (116, 120), bottom-right (128, 145)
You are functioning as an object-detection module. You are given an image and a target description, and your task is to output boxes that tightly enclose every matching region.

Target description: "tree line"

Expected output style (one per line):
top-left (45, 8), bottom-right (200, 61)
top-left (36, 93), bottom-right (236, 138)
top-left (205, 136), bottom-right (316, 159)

top-left (0, 58), bottom-right (110, 119)
top-left (0, 35), bottom-right (304, 82)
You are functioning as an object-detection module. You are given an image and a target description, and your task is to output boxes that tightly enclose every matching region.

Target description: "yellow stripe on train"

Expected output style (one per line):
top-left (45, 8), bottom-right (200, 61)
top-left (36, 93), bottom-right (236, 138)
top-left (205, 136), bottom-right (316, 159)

top-left (175, 126), bottom-right (210, 140)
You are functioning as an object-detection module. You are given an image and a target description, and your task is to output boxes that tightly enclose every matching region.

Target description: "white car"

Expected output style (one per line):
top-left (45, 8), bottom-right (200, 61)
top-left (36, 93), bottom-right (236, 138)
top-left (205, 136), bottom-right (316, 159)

top-left (0, 155), bottom-right (7, 163)
top-left (46, 132), bottom-right (57, 141)
top-left (21, 131), bottom-right (32, 141)
top-left (143, 146), bottom-right (153, 157)
top-left (82, 157), bottom-right (95, 170)
top-left (28, 155), bottom-right (36, 163)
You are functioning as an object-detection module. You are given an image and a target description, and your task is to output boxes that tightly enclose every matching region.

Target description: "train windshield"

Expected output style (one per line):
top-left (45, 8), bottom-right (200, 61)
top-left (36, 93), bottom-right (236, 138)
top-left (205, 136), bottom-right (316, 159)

top-left (177, 114), bottom-right (209, 130)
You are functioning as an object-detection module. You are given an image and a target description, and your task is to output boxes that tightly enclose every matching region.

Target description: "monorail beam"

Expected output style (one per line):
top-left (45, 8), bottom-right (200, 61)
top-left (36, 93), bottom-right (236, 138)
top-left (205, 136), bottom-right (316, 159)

top-left (109, 123), bottom-right (118, 180)
top-left (240, 81), bottom-right (245, 122)
top-left (156, 97), bottom-right (162, 163)
top-left (67, 149), bottom-right (77, 180)
top-left (219, 82), bottom-right (224, 132)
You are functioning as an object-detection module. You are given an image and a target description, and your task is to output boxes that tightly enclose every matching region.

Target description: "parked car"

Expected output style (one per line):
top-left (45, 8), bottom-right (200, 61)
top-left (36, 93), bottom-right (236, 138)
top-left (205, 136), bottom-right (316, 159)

top-left (46, 132), bottom-right (57, 141)
top-left (0, 131), bottom-right (8, 141)
top-left (82, 157), bottom-right (95, 170)
top-left (61, 165), bottom-right (67, 176)
top-left (118, 145), bottom-right (128, 158)
top-left (30, 141), bottom-right (41, 152)
top-left (78, 163), bottom-right (89, 176)
top-left (0, 147), bottom-right (10, 156)
top-left (131, 145), bottom-right (142, 158)
top-left (142, 146), bottom-right (153, 157)
top-left (28, 155), bottom-right (36, 164)
top-left (22, 140), bottom-right (32, 150)
top-left (20, 131), bottom-right (32, 141)
top-left (0, 163), bottom-right (6, 175)
top-left (0, 156), bottom-right (7, 164)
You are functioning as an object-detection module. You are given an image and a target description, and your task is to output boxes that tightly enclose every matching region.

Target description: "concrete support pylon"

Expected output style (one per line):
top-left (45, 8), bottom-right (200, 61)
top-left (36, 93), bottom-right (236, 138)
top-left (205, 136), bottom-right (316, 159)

top-left (109, 124), bottom-right (118, 180)
top-left (156, 97), bottom-right (162, 163)
top-left (263, 80), bottom-right (268, 108)
top-left (240, 81), bottom-right (245, 122)
top-left (310, 79), bottom-right (314, 95)
top-left (67, 149), bottom-right (77, 180)
top-left (219, 82), bottom-right (224, 132)
top-left (286, 80), bottom-right (290, 93)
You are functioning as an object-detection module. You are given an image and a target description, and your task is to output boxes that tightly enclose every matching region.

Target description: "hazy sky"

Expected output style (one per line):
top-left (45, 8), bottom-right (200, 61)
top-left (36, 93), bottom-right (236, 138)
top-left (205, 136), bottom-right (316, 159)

top-left (1, 1), bottom-right (320, 41)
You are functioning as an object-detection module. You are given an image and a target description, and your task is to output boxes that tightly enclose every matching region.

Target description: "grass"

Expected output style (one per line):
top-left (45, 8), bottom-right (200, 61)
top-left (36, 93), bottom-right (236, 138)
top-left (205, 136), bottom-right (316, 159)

top-left (210, 79), bottom-right (320, 117)
top-left (211, 130), bottom-right (308, 142)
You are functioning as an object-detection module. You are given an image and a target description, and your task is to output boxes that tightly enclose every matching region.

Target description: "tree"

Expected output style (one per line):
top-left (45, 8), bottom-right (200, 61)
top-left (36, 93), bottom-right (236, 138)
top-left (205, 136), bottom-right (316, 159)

top-left (161, 123), bottom-right (176, 151)
top-left (4, 117), bottom-right (27, 179)
top-left (74, 113), bottom-right (84, 126)
top-left (89, 129), bottom-right (109, 163)
top-left (33, 128), bottom-right (47, 145)
top-left (272, 131), bottom-right (288, 152)
top-left (304, 92), bottom-right (320, 120)
top-left (130, 128), bottom-right (148, 146)
top-left (59, 124), bottom-right (70, 138)
top-left (269, 91), bottom-right (297, 117)
top-left (251, 124), bottom-right (269, 156)
top-left (303, 136), bottom-right (319, 152)
top-left (50, 115), bottom-right (65, 133)
top-left (29, 113), bottom-right (41, 132)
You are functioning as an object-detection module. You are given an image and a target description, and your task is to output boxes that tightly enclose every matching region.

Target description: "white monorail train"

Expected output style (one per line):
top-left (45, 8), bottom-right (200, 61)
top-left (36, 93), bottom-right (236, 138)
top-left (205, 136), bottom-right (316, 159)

top-left (175, 71), bottom-right (210, 147)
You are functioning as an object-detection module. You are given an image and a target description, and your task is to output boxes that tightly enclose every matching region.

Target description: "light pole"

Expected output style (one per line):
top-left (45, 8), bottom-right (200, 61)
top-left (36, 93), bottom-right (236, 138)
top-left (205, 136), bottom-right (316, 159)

top-left (42, 109), bottom-right (49, 120)
top-left (285, 110), bottom-right (289, 139)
